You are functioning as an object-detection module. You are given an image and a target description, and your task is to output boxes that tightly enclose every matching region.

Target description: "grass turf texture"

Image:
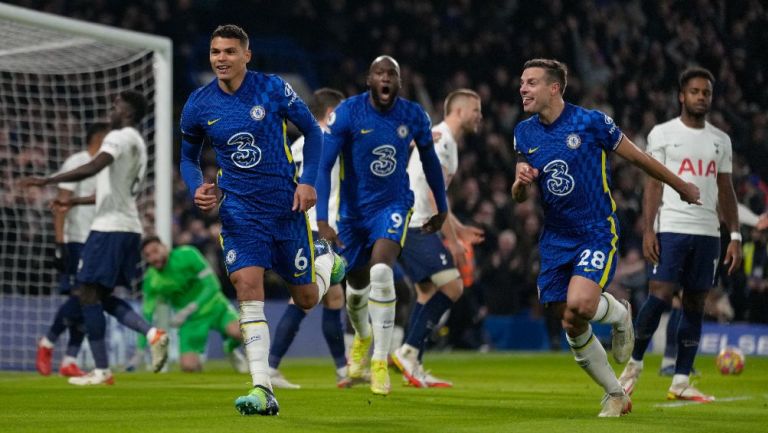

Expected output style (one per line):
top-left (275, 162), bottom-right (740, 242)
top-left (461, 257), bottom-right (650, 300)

top-left (1, 353), bottom-right (766, 433)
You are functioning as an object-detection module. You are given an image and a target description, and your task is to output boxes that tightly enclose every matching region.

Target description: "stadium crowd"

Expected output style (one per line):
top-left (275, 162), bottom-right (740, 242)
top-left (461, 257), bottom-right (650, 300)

top-left (6, 0), bottom-right (768, 347)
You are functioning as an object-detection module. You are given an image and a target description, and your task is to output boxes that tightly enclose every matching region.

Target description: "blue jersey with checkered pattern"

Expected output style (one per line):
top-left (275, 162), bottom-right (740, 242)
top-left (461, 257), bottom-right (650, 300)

top-left (514, 103), bottom-right (623, 228)
top-left (180, 71), bottom-right (317, 216)
top-left (324, 92), bottom-right (433, 218)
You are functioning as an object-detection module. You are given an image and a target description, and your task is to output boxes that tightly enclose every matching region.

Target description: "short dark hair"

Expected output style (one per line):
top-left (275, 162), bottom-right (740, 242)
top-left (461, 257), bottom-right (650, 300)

top-left (679, 66), bottom-right (715, 90)
top-left (85, 122), bottom-right (109, 144)
top-left (141, 235), bottom-right (163, 250)
top-left (523, 58), bottom-right (568, 94)
top-left (309, 88), bottom-right (344, 119)
top-left (211, 24), bottom-right (249, 48)
top-left (444, 89), bottom-right (480, 116)
top-left (119, 90), bottom-right (147, 123)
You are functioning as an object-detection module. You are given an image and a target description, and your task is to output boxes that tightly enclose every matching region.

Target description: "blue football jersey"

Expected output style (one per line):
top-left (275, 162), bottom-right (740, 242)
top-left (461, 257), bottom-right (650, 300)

top-left (180, 71), bottom-right (318, 216)
top-left (324, 92), bottom-right (433, 218)
top-left (514, 103), bottom-right (624, 228)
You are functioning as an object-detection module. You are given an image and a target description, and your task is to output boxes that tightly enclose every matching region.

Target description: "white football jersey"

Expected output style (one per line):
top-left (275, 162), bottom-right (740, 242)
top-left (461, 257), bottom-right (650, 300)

top-left (647, 117), bottom-right (732, 237)
top-left (408, 121), bottom-right (458, 228)
top-left (57, 151), bottom-right (96, 243)
top-left (90, 127), bottom-right (147, 234)
top-left (292, 131), bottom-right (339, 231)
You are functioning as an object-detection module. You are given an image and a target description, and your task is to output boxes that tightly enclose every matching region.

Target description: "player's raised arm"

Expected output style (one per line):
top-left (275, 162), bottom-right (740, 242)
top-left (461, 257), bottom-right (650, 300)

top-left (316, 105), bottom-right (347, 245)
top-left (614, 135), bottom-right (700, 205)
top-left (414, 111), bottom-right (448, 233)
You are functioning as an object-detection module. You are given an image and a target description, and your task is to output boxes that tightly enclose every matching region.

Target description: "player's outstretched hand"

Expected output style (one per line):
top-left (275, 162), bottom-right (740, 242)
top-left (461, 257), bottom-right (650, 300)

top-left (293, 184), bottom-right (317, 212)
top-left (458, 224), bottom-right (485, 245)
top-left (678, 181), bottom-right (701, 205)
top-left (445, 238), bottom-right (467, 268)
top-left (318, 220), bottom-right (344, 248)
top-left (194, 182), bottom-right (217, 211)
top-left (422, 212), bottom-right (447, 234)
top-left (757, 213), bottom-right (768, 231)
top-left (19, 177), bottom-right (47, 188)
top-left (642, 229), bottom-right (660, 265)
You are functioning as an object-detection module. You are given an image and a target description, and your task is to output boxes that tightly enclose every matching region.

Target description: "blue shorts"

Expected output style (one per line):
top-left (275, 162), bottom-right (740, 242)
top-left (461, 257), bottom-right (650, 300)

top-left (647, 232), bottom-right (720, 291)
top-left (537, 216), bottom-right (620, 304)
top-left (58, 242), bottom-right (84, 294)
top-left (399, 229), bottom-right (455, 283)
top-left (219, 194), bottom-right (314, 285)
top-left (77, 231), bottom-right (141, 289)
top-left (337, 205), bottom-right (412, 272)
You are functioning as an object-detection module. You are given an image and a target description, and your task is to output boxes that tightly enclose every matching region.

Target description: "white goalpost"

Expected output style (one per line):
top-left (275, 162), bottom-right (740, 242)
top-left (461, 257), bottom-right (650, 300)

top-left (0, 3), bottom-right (172, 371)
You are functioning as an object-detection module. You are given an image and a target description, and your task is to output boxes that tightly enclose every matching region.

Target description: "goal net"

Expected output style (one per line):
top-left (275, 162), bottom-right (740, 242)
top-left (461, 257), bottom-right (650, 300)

top-left (0, 4), bottom-right (172, 371)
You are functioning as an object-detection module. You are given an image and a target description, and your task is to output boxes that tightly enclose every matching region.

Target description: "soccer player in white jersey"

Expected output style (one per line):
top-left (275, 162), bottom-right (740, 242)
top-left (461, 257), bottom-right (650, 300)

top-left (267, 88), bottom-right (350, 389)
top-left (22, 91), bottom-right (169, 385)
top-left (36, 123), bottom-right (109, 377)
top-left (619, 67), bottom-right (741, 402)
top-left (392, 89), bottom-right (485, 387)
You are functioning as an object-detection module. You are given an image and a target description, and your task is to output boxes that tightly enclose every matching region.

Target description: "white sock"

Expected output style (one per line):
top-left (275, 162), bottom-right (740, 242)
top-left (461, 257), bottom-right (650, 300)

top-left (146, 327), bottom-right (158, 341)
top-left (39, 336), bottom-right (54, 348)
top-left (61, 355), bottom-right (77, 366)
top-left (313, 253), bottom-right (334, 303)
top-left (592, 292), bottom-right (628, 329)
top-left (567, 325), bottom-right (623, 395)
top-left (661, 356), bottom-right (675, 368)
top-left (629, 357), bottom-right (644, 369)
top-left (389, 325), bottom-right (404, 354)
top-left (368, 263), bottom-right (396, 361)
top-left (672, 374), bottom-right (689, 387)
top-left (239, 300), bottom-right (271, 389)
top-left (346, 284), bottom-right (371, 339)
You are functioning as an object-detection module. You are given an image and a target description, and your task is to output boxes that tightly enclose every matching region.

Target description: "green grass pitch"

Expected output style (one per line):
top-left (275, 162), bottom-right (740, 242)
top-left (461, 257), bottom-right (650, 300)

top-left (1, 352), bottom-right (765, 433)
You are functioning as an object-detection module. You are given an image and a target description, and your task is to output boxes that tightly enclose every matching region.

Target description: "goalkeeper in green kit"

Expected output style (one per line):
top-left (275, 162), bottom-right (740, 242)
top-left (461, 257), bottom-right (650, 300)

top-left (134, 236), bottom-right (247, 373)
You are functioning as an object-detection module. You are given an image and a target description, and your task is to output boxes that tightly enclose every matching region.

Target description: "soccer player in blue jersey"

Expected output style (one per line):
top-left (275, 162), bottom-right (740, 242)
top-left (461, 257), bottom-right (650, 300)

top-left (179, 25), bottom-right (344, 416)
top-left (316, 55), bottom-right (448, 396)
top-left (511, 59), bottom-right (700, 417)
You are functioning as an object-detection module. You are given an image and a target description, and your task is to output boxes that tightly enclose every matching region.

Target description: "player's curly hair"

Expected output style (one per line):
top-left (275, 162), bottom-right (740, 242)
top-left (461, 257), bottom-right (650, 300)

top-left (523, 58), bottom-right (568, 94)
top-left (211, 24), bottom-right (249, 48)
top-left (679, 66), bottom-right (715, 90)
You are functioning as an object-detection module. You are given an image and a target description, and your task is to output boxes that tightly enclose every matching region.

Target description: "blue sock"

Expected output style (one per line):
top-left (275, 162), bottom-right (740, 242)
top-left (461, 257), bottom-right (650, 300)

top-left (322, 308), bottom-right (347, 369)
top-left (66, 324), bottom-right (85, 358)
top-left (268, 304), bottom-right (306, 369)
top-left (46, 296), bottom-right (81, 343)
top-left (631, 295), bottom-right (669, 361)
top-left (407, 303), bottom-right (426, 362)
top-left (102, 296), bottom-right (151, 335)
top-left (82, 303), bottom-right (108, 369)
top-left (664, 307), bottom-right (682, 359)
top-left (405, 292), bottom-right (453, 352)
top-left (675, 308), bottom-right (702, 375)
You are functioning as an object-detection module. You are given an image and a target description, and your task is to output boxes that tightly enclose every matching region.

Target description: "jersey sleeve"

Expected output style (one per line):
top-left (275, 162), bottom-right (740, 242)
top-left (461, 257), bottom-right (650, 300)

top-left (646, 126), bottom-right (665, 163)
top-left (512, 129), bottom-right (529, 163)
top-left (98, 130), bottom-right (129, 159)
top-left (317, 104), bottom-right (351, 221)
top-left (412, 106), bottom-right (434, 148)
top-left (592, 111), bottom-right (623, 151)
top-left (177, 247), bottom-right (221, 311)
top-left (719, 133), bottom-right (733, 174)
top-left (180, 93), bottom-right (205, 143)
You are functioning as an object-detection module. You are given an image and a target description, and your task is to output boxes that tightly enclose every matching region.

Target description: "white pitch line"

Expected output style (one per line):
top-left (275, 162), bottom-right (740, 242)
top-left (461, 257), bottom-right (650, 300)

top-left (653, 395), bottom-right (752, 408)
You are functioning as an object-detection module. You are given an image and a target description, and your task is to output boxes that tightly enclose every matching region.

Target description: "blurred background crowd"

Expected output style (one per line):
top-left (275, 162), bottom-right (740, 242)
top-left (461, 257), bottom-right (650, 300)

top-left (5, 0), bottom-right (768, 349)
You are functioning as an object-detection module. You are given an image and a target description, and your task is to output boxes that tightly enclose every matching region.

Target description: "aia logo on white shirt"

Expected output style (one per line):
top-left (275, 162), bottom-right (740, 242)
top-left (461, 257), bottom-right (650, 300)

top-left (678, 158), bottom-right (716, 177)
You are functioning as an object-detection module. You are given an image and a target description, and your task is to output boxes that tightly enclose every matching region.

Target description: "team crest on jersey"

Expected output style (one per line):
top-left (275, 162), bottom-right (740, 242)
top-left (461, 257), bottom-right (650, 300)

top-left (225, 249), bottom-right (237, 265)
top-left (397, 125), bottom-right (409, 139)
top-left (566, 133), bottom-right (582, 149)
top-left (250, 105), bottom-right (266, 121)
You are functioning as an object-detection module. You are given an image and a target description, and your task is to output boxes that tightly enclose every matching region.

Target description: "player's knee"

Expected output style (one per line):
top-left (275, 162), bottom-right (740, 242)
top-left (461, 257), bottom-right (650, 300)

top-left (370, 263), bottom-right (394, 299)
top-left (322, 284), bottom-right (344, 309)
top-left (180, 356), bottom-right (202, 372)
top-left (565, 298), bottom-right (595, 322)
top-left (293, 290), bottom-right (318, 310)
top-left (435, 274), bottom-right (463, 301)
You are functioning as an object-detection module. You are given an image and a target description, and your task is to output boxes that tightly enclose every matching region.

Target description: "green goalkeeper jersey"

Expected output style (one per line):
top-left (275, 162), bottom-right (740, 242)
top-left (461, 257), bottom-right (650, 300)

top-left (142, 246), bottom-right (228, 320)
